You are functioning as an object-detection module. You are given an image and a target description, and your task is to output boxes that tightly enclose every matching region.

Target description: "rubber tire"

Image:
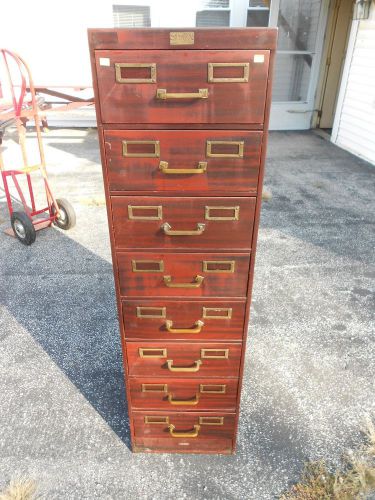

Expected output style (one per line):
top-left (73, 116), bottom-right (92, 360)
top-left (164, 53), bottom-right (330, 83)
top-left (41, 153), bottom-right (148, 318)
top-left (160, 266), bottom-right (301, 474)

top-left (11, 211), bottom-right (36, 245)
top-left (52, 198), bottom-right (76, 230)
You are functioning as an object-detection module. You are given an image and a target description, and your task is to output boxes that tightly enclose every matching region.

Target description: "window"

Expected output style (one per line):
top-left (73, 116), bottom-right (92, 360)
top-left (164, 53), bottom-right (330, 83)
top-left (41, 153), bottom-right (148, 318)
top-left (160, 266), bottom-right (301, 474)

top-left (113, 5), bottom-right (151, 27)
top-left (196, 0), bottom-right (230, 27)
top-left (246, 0), bottom-right (270, 27)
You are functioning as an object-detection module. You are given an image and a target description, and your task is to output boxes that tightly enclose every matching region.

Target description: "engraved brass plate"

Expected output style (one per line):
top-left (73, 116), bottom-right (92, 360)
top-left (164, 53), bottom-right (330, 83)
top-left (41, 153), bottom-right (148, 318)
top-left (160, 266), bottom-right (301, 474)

top-left (115, 63), bottom-right (156, 83)
top-left (205, 206), bottom-right (240, 221)
top-left (200, 384), bottom-right (226, 394)
top-left (132, 260), bottom-right (164, 273)
top-left (198, 416), bottom-right (224, 425)
top-left (142, 384), bottom-right (168, 393)
top-left (139, 348), bottom-right (167, 358)
top-left (201, 348), bottom-right (229, 359)
top-left (170, 31), bottom-right (194, 45)
top-left (136, 306), bottom-right (167, 319)
top-left (128, 205), bottom-right (162, 220)
top-left (208, 62), bottom-right (250, 83)
top-left (202, 260), bottom-right (235, 273)
top-left (206, 140), bottom-right (244, 158)
top-left (122, 140), bottom-right (160, 158)
top-left (202, 307), bottom-right (233, 319)
top-left (144, 415), bottom-right (169, 424)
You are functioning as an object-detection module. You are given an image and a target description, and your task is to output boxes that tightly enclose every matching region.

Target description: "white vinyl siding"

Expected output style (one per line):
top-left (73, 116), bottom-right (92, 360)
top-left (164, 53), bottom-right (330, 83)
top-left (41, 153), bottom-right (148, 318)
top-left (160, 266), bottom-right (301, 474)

top-left (332, 5), bottom-right (375, 165)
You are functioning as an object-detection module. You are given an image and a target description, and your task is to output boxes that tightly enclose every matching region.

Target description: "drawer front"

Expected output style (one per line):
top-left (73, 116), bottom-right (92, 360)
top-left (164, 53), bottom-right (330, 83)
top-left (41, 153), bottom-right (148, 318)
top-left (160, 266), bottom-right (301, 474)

top-left (111, 196), bottom-right (256, 250)
top-left (126, 342), bottom-right (241, 378)
top-left (129, 377), bottom-right (238, 411)
top-left (133, 411), bottom-right (235, 454)
top-left (95, 50), bottom-right (270, 124)
top-left (104, 130), bottom-right (262, 193)
top-left (117, 253), bottom-right (250, 298)
top-left (122, 300), bottom-right (246, 340)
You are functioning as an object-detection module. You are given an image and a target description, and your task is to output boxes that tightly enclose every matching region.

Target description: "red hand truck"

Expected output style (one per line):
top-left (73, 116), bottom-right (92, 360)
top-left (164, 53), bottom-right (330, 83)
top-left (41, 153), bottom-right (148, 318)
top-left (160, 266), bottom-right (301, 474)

top-left (0, 49), bottom-right (75, 245)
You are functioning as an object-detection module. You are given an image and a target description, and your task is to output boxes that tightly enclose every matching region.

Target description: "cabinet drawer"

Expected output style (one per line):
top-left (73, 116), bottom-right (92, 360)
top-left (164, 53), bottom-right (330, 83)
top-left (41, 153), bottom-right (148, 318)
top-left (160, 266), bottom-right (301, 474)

top-left (117, 253), bottom-right (250, 298)
top-left (132, 411), bottom-right (235, 454)
top-left (126, 342), bottom-right (241, 378)
top-left (129, 377), bottom-right (238, 411)
top-left (122, 299), bottom-right (246, 340)
top-left (111, 196), bottom-right (256, 250)
top-left (95, 50), bottom-right (269, 124)
top-left (104, 130), bottom-right (262, 193)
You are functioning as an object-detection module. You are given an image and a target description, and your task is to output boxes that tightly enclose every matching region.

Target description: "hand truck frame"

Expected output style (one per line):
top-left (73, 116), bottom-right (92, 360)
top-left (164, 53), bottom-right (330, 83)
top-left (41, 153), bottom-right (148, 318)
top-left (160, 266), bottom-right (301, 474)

top-left (0, 48), bottom-right (75, 245)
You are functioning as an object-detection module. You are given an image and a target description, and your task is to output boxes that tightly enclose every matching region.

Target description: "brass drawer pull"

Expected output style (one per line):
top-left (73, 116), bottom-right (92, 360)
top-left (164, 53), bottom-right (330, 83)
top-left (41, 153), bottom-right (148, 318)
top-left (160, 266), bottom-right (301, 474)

top-left (168, 424), bottom-right (200, 438)
top-left (162, 222), bottom-right (205, 236)
top-left (163, 275), bottom-right (204, 288)
top-left (166, 359), bottom-right (202, 372)
top-left (167, 393), bottom-right (200, 405)
top-left (165, 319), bottom-right (204, 334)
top-left (157, 88), bottom-right (208, 100)
top-left (159, 160), bottom-right (207, 175)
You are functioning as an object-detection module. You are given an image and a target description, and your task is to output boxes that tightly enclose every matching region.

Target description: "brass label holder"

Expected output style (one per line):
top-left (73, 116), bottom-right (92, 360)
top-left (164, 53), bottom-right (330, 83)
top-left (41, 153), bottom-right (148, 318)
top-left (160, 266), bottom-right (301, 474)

top-left (122, 140), bottom-right (160, 158)
top-left (208, 62), bottom-right (250, 83)
top-left (115, 63), bottom-right (156, 83)
top-left (136, 306), bottom-right (167, 319)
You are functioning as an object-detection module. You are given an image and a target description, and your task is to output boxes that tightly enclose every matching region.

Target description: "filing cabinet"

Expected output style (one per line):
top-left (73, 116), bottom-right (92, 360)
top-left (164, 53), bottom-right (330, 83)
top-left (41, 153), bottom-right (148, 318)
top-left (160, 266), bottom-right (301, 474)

top-left (88, 28), bottom-right (276, 454)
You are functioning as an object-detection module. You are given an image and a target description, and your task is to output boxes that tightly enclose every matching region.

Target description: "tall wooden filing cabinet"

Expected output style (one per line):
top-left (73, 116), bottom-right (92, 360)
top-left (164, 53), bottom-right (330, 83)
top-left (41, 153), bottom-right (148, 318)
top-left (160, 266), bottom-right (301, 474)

top-left (88, 28), bottom-right (277, 454)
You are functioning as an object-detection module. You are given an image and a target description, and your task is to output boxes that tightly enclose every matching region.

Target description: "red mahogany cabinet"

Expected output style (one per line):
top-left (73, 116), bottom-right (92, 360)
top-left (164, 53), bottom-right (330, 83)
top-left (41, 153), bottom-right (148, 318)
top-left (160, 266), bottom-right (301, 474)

top-left (88, 28), bottom-right (276, 454)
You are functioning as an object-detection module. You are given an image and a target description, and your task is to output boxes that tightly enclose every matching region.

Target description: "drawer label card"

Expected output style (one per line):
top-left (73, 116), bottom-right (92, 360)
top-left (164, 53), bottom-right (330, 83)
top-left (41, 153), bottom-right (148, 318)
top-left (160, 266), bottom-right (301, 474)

top-left (99, 57), bottom-right (110, 66)
top-left (169, 31), bottom-right (195, 45)
top-left (254, 54), bottom-right (265, 63)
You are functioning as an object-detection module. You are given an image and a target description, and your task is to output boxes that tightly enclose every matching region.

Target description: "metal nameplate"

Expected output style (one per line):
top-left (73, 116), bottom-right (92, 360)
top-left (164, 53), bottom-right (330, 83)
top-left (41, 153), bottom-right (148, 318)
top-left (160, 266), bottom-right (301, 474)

top-left (170, 31), bottom-right (195, 45)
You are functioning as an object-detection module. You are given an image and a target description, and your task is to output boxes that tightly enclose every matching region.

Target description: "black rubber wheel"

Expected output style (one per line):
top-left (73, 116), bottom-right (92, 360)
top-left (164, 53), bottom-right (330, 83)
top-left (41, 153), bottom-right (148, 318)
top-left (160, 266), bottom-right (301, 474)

top-left (52, 198), bottom-right (76, 230)
top-left (11, 211), bottom-right (36, 245)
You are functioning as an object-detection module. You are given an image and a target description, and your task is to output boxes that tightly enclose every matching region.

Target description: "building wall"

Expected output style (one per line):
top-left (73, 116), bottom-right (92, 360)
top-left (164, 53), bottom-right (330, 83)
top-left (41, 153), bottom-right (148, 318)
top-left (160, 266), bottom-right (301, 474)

top-left (331, 2), bottom-right (375, 165)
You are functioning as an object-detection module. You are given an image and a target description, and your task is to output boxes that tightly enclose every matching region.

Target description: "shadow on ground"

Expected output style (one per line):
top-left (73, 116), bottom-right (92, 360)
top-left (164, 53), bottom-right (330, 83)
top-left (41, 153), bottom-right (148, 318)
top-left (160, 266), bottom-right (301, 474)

top-left (0, 193), bottom-right (131, 449)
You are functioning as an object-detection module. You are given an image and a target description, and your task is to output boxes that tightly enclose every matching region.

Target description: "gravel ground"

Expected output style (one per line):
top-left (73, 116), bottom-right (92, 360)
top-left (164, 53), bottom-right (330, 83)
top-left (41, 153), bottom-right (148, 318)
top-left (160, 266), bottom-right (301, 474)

top-left (0, 128), bottom-right (374, 499)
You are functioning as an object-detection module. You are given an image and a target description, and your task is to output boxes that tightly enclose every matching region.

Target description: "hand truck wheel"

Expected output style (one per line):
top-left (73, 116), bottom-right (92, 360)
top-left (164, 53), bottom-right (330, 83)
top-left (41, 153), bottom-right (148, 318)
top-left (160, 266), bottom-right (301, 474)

top-left (52, 198), bottom-right (76, 230)
top-left (10, 211), bottom-right (36, 245)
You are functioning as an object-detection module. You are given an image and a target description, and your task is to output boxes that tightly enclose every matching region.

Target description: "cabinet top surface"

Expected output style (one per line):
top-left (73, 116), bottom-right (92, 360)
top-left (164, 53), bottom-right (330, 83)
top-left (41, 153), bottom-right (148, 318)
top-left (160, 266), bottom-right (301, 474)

top-left (88, 28), bottom-right (278, 51)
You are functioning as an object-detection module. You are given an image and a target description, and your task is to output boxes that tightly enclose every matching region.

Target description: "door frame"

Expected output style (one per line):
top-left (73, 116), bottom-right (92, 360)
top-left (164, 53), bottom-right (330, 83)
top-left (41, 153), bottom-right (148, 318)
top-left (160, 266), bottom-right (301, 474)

top-left (269, 0), bottom-right (330, 130)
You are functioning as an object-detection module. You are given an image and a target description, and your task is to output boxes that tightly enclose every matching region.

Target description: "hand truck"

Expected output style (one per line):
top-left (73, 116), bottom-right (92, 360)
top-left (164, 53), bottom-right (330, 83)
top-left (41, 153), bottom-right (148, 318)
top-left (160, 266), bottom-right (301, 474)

top-left (0, 48), bottom-right (75, 245)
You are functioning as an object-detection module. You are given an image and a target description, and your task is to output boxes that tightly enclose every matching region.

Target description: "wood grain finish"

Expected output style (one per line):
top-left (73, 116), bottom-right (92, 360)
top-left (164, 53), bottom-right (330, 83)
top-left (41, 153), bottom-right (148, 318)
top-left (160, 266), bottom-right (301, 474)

top-left (129, 377), bottom-right (238, 410)
top-left (89, 28), bottom-right (278, 51)
top-left (111, 196), bottom-right (256, 250)
top-left (104, 130), bottom-right (262, 193)
top-left (89, 27), bottom-right (276, 454)
top-left (122, 299), bottom-right (246, 340)
top-left (126, 342), bottom-right (242, 378)
top-left (95, 50), bottom-right (270, 124)
top-left (117, 252), bottom-right (250, 298)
